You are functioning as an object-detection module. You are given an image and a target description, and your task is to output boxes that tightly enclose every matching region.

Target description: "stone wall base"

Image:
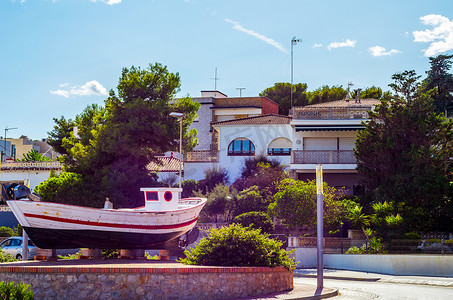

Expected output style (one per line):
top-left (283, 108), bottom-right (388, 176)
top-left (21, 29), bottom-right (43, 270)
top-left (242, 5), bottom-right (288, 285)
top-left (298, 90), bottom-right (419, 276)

top-left (0, 268), bottom-right (293, 299)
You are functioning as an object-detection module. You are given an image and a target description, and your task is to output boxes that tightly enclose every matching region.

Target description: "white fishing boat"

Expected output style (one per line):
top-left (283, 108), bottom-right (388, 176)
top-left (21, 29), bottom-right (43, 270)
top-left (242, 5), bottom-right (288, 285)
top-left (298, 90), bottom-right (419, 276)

top-left (7, 187), bottom-right (206, 250)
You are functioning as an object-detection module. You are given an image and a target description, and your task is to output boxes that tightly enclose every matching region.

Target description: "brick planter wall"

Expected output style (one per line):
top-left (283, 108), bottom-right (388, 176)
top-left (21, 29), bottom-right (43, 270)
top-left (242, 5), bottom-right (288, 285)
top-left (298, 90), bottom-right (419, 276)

top-left (0, 262), bottom-right (293, 300)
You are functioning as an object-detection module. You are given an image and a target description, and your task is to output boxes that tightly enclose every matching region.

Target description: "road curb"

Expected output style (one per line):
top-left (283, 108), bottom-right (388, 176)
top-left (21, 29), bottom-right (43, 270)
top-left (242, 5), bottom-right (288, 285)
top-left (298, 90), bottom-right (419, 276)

top-left (379, 278), bottom-right (453, 287)
top-left (295, 288), bottom-right (339, 300)
top-left (294, 273), bottom-right (380, 282)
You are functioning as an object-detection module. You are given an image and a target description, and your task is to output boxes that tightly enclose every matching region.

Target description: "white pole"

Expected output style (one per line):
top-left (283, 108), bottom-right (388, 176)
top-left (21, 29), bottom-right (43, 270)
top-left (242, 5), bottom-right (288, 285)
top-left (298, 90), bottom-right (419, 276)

top-left (316, 164), bottom-right (324, 289)
top-left (170, 112), bottom-right (184, 189)
top-left (22, 230), bottom-right (28, 261)
top-left (290, 37), bottom-right (301, 111)
top-left (179, 117), bottom-right (182, 189)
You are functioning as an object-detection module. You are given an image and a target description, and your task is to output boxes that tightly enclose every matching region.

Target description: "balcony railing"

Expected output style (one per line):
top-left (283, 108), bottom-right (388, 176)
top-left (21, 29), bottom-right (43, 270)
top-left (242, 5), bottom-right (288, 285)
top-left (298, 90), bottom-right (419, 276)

top-left (292, 106), bottom-right (372, 120)
top-left (185, 150), bottom-right (219, 163)
top-left (291, 150), bottom-right (356, 164)
top-left (0, 161), bottom-right (61, 170)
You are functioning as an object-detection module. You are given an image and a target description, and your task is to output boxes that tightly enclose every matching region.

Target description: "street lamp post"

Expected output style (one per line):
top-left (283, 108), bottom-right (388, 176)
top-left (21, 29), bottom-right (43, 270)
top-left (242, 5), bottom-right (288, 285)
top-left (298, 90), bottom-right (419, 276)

top-left (316, 164), bottom-right (324, 290)
top-left (291, 37), bottom-right (302, 111)
top-left (170, 112), bottom-right (184, 188)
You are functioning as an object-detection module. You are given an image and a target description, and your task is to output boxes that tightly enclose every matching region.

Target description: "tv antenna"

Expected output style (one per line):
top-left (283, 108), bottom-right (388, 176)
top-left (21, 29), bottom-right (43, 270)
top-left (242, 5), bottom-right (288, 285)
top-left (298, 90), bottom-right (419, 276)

top-left (347, 82), bottom-right (353, 100)
top-left (236, 88), bottom-right (246, 97)
top-left (4, 126), bottom-right (18, 158)
top-left (211, 67), bottom-right (220, 91)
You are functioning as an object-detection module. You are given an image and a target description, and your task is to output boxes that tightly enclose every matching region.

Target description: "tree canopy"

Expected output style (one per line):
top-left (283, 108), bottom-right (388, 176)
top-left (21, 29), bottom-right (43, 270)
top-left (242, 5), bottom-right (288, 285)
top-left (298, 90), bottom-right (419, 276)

top-left (269, 179), bottom-right (351, 234)
top-left (259, 82), bottom-right (308, 115)
top-left (423, 54), bottom-right (453, 114)
top-left (355, 70), bottom-right (453, 232)
top-left (260, 83), bottom-right (385, 115)
top-left (37, 63), bottom-right (200, 208)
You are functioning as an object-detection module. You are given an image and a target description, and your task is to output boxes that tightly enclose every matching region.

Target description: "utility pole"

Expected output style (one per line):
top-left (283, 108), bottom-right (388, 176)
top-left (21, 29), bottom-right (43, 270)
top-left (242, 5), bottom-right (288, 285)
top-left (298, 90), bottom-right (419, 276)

top-left (291, 37), bottom-right (302, 111)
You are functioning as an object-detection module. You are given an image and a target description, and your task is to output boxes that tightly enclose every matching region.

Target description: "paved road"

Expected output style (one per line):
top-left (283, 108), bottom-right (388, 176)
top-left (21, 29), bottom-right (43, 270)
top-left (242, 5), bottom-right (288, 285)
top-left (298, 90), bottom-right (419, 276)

top-left (294, 274), bottom-right (453, 300)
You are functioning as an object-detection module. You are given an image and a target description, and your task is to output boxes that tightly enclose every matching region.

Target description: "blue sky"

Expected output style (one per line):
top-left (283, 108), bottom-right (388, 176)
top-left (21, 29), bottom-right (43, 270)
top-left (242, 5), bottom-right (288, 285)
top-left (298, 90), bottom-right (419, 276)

top-left (1, 0), bottom-right (452, 140)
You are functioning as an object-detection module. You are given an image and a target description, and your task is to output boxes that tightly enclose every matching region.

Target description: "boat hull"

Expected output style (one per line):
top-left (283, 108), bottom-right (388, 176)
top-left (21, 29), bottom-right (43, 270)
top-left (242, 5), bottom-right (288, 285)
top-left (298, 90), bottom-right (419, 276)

top-left (22, 227), bottom-right (184, 249)
top-left (7, 198), bottom-right (206, 250)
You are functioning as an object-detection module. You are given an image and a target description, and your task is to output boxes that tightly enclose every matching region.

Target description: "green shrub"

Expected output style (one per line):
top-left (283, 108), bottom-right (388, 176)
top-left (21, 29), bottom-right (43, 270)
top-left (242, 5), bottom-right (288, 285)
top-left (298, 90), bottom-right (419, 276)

top-left (144, 253), bottom-right (159, 260)
top-left (402, 232), bottom-right (422, 240)
top-left (102, 249), bottom-right (120, 258)
top-left (233, 186), bottom-right (269, 217)
top-left (0, 227), bottom-right (15, 237)
top-left (181, 180), bottom-right (200, 198)
top-left (33, 172), bottom-right (82, 203)
top-left (425, 238), bottom-right (442, 245)
top-left (200, 184), bottom-right (235, 223)
top-left (202, 166), bottom-right (230, 193)
top-left (232, 211), bottom-right (275, 234)
top-left (58, 251), bottom-right (81, 260)
top-left (345, 246), bottom-right (362, 254)
top-left (179, 224), bottom-right (296, 271)
top-left (345, 237), bottom-right (384, 254)
top-left (0, 281), bottom-right (33, 300)
top-left (0, 250), bottom-right (17, 263)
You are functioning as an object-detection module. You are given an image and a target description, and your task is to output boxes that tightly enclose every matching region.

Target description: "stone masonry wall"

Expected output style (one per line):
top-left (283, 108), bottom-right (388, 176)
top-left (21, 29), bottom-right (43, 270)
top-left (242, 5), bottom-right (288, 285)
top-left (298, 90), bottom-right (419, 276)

top-left (0, 268), bottom-right (293, 300)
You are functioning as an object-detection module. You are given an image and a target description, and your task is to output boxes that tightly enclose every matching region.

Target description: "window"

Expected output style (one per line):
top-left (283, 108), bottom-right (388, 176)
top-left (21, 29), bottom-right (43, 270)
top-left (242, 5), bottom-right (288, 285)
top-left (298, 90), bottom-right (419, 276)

top-left (228, 139), bottom-right (255, 156)
top-left (267, 138), bottom-right (292, 156)
top-left (268, 148), bottom-right (291, 156)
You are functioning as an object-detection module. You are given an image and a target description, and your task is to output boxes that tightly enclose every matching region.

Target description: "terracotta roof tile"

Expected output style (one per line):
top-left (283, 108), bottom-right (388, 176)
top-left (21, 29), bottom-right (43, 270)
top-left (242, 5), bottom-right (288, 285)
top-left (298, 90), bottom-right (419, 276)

top-left (146, 155), bottom-right (182, 173)
top-left (213, 114), bottom-right (292, 126)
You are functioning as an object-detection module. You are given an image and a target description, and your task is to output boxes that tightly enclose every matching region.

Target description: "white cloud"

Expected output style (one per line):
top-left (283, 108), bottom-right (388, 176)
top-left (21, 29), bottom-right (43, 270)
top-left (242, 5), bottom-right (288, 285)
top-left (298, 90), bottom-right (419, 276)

top-left (313, 43), bottom-right (323, 48)
top-left (91, 0), bottom-right (122, 5)
top-left (413, 14), bottom-right (453, 57)
top-left (225, 19), bottom-right (286, 53)
top-left (50, 80), bottom-right (108, 98)
top-left (368, 46), bottom-right (401, 57)
top-left (327, 39), bottom-right (357, 50)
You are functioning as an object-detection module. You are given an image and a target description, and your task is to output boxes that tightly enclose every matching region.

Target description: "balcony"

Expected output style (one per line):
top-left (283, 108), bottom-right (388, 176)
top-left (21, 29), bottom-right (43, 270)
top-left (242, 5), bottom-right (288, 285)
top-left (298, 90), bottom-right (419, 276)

top-left (185, 150), bottom-right (219, 163)
top-left (291, 150), bottom-right (356, 164)
top-left (292, 106), bottom-right (372, 120)
top-left (0, 161), bottom-right (62, 170)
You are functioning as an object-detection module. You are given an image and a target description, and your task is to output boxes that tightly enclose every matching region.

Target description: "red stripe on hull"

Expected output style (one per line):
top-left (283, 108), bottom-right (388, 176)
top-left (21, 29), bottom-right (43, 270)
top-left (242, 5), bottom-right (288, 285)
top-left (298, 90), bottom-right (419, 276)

top-left (23, 213), bottom-right (198, 230)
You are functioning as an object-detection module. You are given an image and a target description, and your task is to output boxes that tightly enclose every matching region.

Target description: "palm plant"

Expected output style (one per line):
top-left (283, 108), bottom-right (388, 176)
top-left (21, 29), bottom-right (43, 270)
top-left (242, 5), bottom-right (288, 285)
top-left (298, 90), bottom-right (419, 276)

top-left (349, 205), bottom-right (371, 243)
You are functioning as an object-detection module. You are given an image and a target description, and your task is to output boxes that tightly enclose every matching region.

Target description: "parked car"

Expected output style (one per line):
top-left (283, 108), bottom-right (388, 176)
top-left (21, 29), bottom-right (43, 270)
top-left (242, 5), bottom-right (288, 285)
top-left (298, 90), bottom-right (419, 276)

top-left (0, 236), bottom-right (37, 260)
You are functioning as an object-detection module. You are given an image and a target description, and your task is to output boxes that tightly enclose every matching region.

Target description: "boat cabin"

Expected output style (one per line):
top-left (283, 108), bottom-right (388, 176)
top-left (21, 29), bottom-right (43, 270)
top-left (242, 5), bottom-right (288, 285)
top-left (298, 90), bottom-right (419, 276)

top-left (140, 188), bottom-right (182, 211)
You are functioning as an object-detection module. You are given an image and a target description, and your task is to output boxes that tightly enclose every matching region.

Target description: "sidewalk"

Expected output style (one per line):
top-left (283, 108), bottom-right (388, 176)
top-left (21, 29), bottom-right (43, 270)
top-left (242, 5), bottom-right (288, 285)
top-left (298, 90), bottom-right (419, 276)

top-left (233, 284), bottom-right (338, 300)
top-left (294, 268), bottom-right (453, 287)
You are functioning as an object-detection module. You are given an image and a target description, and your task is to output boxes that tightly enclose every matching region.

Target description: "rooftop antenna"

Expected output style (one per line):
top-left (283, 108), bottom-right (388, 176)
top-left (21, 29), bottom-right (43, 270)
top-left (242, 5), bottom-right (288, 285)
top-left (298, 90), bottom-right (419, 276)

top-left (346, 82), bottom-right (353, 101)
top-left (211, 67), bottom-right (220, 91)
top-left (291, 37), bottom-right (302, 109)
top-left (4, 126), bottom-right (18, 159)
top-left (236, 88), bottom-right (246, 97)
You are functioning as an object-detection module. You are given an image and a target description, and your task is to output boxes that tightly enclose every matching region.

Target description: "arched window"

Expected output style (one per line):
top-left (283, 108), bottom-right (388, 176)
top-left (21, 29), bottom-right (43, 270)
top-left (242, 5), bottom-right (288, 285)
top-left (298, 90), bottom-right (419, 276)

top-left (267, 137), bottom-right (292, 156)
top-left (228, 138), bottom-right (255, 156)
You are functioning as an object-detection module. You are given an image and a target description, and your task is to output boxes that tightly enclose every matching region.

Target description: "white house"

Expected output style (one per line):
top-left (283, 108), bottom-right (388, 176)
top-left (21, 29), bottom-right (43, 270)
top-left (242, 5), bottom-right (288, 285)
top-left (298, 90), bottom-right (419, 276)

top-left (289, 98), bottom-right (380, 193)
top-left (183, 96), bottom-right (380, 194)
top-left (184, 114), bottom-right (292, 181)
top-left (187, 90), bottom-right (279, 151)
top-left (0, 161), bottom-right (62, 192)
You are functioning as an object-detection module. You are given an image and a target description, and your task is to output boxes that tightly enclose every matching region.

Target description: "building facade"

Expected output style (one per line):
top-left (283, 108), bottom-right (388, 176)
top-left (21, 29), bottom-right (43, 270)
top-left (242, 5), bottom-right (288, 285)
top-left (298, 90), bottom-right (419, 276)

top-left (290, 98), bottom-right (380, 193)
top-left (184, 96), bottom-right (380, 194)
